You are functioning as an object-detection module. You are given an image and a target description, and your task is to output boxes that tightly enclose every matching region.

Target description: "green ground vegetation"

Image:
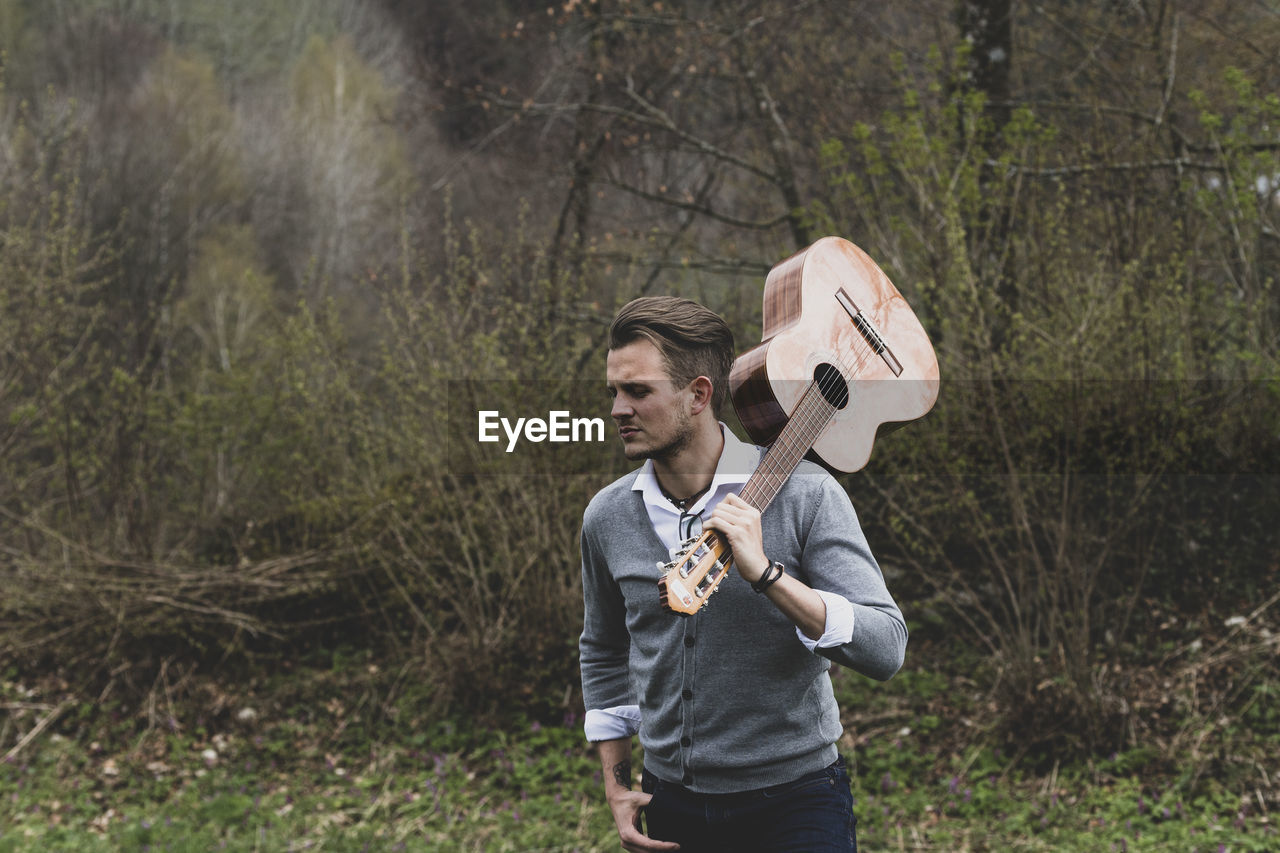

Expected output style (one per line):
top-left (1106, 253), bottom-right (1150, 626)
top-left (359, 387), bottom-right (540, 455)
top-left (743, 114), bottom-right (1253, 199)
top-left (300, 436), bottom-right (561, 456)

top-left (3, 627), bottom-right (1276, 851)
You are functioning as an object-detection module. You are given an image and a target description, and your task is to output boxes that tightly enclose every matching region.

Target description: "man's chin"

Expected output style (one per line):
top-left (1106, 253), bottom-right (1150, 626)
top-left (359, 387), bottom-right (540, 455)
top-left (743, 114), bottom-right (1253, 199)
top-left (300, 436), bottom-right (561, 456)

top-left (621, 443), bottom-right (651, 461)
top-left (621, 429), bottom-right (689, 463)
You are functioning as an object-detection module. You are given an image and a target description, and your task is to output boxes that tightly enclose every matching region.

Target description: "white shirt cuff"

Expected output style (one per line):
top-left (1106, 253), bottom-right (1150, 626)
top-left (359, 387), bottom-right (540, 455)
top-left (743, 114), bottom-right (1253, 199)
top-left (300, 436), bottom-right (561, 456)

top-left (796, 589), bottom-right (855, 652)
top-left (584, 705), bottom-right (642, 741)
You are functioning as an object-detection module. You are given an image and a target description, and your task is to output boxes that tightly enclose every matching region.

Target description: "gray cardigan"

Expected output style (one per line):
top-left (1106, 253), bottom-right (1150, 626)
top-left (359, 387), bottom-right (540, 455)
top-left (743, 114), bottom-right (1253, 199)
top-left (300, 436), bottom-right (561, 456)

top-left (579, 458), bottom-right (907, 793)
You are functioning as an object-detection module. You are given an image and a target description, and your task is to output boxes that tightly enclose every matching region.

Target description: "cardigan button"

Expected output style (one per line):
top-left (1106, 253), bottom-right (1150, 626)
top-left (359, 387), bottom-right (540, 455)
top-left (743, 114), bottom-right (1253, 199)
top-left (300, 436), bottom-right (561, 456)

top-left (680, 736), bottom-right (691, 747)
top-left (682, 773), bottom-right (693, 785)
top-left (684, 636), bottom-right (695, 647)
top-left (681, 688), bottom-right (693, 700)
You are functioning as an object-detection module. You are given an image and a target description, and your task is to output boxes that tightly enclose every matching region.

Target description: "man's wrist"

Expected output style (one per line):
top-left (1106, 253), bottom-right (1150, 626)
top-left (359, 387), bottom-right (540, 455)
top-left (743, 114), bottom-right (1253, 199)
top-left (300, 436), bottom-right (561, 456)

top-left (751, 561), bottom-right (785, 594)
top-left (736, 551), bottom-right (770, 582)
top-left (598, 738), bottom-right (635, 803)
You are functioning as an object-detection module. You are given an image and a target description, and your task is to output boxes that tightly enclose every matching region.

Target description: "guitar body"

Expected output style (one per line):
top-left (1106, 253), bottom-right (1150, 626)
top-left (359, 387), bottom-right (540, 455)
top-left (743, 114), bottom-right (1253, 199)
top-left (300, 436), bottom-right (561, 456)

top-left (730, 237), bottom-right (940, 473)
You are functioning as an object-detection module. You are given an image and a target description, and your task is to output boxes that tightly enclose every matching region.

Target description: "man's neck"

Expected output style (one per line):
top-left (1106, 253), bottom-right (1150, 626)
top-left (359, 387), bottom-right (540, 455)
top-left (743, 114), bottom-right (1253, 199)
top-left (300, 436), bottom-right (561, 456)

top-left (652, 419), bottom-right (724, 504)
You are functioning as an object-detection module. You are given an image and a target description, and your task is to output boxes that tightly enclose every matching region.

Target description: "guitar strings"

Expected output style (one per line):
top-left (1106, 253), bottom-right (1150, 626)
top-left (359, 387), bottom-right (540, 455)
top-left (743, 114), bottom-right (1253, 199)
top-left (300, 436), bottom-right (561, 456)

top-left (759, 335), bottom-right (871, 490)
top-left (740, 386), bottom-right (823, 508)
top-left (742, 383), bottom-right (835, 509)
top-left (744, 375), bottom-right (837, 505)
top-left (740, 322), bottom-right (878, 511)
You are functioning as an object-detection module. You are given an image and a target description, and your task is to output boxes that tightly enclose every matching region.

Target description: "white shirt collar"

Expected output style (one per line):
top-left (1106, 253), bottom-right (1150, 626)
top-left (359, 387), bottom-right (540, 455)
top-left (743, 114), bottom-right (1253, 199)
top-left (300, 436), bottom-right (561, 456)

top-left (632, 423), bottom-right (761, 515)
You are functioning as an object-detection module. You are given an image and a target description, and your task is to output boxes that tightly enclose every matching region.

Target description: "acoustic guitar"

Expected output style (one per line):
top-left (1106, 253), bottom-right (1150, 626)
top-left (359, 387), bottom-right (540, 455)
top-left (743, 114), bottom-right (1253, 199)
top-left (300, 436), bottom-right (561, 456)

top-left (657, 236), bottom-right (940, 615)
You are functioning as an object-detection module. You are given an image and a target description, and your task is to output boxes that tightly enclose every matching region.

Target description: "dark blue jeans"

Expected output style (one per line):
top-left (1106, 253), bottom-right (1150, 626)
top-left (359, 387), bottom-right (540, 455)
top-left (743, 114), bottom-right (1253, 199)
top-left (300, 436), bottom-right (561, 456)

top-left (640, 758), bottom-right (857, 853)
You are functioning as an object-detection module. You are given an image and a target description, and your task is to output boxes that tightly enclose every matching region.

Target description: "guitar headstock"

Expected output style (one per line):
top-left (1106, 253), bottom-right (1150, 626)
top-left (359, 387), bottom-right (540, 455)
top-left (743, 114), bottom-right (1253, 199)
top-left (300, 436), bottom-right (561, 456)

top-left (656, 530), bottom-right (735, 616)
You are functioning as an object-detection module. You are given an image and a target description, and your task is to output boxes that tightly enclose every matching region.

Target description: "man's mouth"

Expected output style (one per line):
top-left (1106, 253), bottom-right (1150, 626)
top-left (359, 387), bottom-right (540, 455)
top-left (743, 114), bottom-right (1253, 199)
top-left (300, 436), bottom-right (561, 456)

top-left (618, 426), bottom-right (640, 439)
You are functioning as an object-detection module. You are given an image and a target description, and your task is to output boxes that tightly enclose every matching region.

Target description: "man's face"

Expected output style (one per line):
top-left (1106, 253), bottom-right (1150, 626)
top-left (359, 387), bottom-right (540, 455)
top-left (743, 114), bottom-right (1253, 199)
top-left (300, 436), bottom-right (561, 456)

top-left (606, 339), bottom-right (696, 462)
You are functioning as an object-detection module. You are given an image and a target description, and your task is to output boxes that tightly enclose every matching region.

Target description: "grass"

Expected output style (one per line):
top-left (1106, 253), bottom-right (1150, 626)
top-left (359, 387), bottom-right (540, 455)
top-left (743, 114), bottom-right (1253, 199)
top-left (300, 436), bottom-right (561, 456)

top-left (845, 730), bottom-right (1275, 851)
top-left (827, 658), bottom-right (1279, 852)
top-left (1, 657), bottom-right (1277, 851)
top-left (2, 705), bottom-right (617, 851)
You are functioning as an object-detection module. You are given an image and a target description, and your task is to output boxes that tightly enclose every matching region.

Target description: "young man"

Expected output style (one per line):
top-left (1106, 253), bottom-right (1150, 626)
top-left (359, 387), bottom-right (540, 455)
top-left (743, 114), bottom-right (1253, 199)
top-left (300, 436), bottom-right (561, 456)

top-left (579, 296), bottom-right (907, 852)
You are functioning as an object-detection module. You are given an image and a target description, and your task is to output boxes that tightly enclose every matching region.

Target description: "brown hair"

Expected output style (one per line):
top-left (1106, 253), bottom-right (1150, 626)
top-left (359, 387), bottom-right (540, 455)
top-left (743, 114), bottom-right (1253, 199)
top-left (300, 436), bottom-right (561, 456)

top-left (609, 296), bottom-right (735, 417)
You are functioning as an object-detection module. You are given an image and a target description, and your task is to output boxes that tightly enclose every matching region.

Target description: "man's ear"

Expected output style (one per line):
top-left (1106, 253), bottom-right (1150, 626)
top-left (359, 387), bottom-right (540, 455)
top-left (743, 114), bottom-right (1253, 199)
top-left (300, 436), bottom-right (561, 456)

top-left (688, 376), bottom-right (714, 416)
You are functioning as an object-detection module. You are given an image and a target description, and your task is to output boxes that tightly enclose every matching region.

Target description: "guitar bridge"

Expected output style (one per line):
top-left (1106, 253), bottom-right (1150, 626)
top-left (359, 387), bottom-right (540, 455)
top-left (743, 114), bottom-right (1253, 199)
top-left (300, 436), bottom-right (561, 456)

top-left (836, 288), bottom-right (903, 376)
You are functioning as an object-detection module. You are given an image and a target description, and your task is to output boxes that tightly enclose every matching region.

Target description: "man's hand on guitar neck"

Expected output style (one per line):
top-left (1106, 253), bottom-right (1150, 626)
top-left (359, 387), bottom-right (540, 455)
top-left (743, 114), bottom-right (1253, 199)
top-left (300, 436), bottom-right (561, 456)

top-left (706, 494), bottom-right (828, 642)
top-left (703, 493), bottom-right (770, 582)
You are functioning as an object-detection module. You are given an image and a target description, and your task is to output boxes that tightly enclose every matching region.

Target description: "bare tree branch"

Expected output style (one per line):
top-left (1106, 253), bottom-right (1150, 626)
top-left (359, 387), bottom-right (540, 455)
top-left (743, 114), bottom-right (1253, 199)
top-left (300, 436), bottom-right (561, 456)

top-left (602, 173), bottom-right (793, 231)
top-left (993, 157), bottom-right (1226, 177)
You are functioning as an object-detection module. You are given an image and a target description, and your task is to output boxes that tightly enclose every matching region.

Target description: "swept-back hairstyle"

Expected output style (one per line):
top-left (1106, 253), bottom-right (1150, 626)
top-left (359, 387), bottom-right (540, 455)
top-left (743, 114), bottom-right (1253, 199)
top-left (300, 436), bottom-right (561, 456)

top-left (609, 296), bottom-right (736, 417)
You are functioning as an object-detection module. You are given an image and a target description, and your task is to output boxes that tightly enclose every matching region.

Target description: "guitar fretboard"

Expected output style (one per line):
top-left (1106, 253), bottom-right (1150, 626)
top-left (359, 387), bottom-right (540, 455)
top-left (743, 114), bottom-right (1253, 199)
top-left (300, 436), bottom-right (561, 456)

top-left (738, 380), bottom-right (838, 512)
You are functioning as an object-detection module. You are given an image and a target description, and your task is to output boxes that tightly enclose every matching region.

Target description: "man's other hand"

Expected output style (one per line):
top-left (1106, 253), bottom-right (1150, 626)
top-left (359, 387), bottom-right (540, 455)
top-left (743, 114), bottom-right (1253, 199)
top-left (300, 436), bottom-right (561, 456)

top-left (607, 789), bottom-right (681, 852)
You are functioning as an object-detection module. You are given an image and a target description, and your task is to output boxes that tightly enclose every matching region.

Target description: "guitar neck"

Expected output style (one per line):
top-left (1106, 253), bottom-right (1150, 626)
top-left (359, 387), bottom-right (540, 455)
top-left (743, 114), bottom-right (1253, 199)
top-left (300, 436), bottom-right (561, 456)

top-left (738, 380), bottom-right (837, 512)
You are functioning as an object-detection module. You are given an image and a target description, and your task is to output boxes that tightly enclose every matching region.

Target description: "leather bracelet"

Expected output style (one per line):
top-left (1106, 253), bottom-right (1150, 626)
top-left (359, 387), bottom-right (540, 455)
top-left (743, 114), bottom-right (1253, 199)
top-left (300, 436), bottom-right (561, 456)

top-left (752, 561), bottom-right (785, 594)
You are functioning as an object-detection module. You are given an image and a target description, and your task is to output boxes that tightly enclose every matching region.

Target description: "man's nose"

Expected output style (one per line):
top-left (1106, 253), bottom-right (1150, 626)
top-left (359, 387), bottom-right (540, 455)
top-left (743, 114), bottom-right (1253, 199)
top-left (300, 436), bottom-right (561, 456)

top-left (611, 396), bottom-right (633, 419)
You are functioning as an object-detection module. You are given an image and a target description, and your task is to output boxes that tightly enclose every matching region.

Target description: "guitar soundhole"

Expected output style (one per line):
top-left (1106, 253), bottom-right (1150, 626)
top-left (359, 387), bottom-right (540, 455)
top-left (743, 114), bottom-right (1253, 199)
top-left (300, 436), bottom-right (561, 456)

top-left (813, 363), bottom-right (849, 410)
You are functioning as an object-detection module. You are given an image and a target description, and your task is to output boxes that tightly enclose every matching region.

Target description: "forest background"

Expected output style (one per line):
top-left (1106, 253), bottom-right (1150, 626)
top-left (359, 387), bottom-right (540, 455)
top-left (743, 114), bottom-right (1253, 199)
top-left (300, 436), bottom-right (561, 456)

top-left (1, 0), bottom-right (1278, 849)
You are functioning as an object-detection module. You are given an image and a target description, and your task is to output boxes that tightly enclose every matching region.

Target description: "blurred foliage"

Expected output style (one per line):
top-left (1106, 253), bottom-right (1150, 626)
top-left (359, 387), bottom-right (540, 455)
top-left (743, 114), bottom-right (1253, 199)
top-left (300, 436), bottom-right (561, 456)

top-left (808, 44), bottom-right (1279, 755)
